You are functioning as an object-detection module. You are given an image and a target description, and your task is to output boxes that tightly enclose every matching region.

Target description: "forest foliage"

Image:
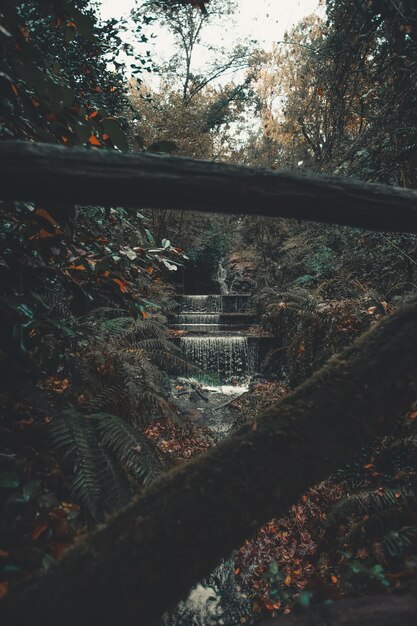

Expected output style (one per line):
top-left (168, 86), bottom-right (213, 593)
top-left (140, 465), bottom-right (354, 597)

top-left (2, 0), bottom-right (417, 621)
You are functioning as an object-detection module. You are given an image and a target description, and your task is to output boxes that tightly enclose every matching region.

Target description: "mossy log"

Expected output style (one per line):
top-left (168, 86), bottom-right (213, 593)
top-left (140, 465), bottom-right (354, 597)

top-left (2, 141), bottom-right (417, 233)
top-left (259, 590), bottom-right (417, 626)
top-left (2, 300), bottom-right (417, 625)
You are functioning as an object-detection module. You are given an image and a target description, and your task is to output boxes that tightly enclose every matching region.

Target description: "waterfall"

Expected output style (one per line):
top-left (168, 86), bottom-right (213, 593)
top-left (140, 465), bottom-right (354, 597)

top-left (182, 295), bottom-right (221, 312)
top-left (171, 293), bottom-right (260, 381)
top-left (217, 261), bottom-right (229, 295)
top-left (180, 336), bottom-right (250, 381)
top-left (175, 314), bottom-right (221, 325)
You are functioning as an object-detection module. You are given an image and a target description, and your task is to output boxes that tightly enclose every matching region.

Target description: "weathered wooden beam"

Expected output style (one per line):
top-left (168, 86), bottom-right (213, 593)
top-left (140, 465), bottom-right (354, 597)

top-left (1, 141), bottom-right (417, 233)
top-left (260, 590), bottom-right (417, 626)
top-left (2, 298), bottom-right (417, 626)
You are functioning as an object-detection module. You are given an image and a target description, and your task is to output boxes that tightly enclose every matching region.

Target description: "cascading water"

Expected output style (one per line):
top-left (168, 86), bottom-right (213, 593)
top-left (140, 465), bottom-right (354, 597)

top-left (180, 335), bottom-right (249, 381)
top-left (165, 286), bottom-right (262, 625)
top-left (182, 295), bottom-right (221, 313)
top-left (217, 261), bottom-right (229, 295)
top-left (175, 294), bottom-right (257, 382)
top-left (176, 314), bottom-right (221, 325)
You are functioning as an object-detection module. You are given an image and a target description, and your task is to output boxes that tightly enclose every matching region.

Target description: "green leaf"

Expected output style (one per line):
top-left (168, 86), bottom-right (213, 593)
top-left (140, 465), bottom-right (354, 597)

top-left (145, 229), bottom-right (155, 245)
top-left (102, 118), bottom-right (129, 151)
top-left (23, 479), bottom-right (43, 502)
top-left (298, 592), bottom-right (312, 608)
top-left (0, 469), bottom-right (20, 488)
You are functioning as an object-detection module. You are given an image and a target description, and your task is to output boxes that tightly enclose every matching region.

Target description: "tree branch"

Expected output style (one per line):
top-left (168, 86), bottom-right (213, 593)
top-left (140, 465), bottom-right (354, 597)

top-left (2, 298), bottom-right (417, 625)
top-left (1, 142), bottom-right (417, 233)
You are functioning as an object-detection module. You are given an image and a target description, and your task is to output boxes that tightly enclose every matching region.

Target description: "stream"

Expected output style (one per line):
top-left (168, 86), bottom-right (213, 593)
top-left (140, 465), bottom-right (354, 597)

top-left (163, 290), bottom-right (266, 625)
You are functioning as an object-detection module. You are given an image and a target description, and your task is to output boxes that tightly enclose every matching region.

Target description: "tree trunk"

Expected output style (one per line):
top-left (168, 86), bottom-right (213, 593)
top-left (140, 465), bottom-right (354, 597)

top-left (1, 141), bottom-right (417, 233)
top-left (259, 589), bottom-right (417, 626)
top-left (2, 299), bottom-right (417, 625)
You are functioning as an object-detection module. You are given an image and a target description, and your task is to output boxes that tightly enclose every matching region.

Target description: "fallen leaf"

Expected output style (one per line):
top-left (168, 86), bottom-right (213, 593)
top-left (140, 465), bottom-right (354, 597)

top-left (89, 134), bottom-right (101, 146)
top-left (112, 277), bottom-right (129, 293)
top-left (0, 581), bottom-right (9, 599)
top-left (32, 521), bottom-right (49, 541)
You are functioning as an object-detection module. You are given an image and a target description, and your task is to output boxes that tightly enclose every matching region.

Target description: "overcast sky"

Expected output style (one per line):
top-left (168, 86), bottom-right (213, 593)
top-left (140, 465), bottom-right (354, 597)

top-left (100, 0), bottom-right (323, 74)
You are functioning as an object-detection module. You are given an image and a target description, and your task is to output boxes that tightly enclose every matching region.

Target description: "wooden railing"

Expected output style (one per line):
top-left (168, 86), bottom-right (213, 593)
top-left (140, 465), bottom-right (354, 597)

top-left (2, 141), bottom-right (417, 233)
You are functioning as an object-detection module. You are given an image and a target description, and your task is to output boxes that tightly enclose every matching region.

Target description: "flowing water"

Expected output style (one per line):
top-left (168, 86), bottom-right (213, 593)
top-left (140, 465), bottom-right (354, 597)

top-left (165, 289), bottom-right (264, 625)
top-left (172, 294), bottom-right (257, 383)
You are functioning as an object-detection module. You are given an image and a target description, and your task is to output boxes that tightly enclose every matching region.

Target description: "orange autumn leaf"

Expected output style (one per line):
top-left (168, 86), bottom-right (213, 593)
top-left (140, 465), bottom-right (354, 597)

top-left (68, 264), bottom-right (86, 271)
top-left (0, 581), bottom-right (9, 599)
top-left (331, 575), bottom-right (338, 584)
top-left (31, 521), bottom-right (49, 541)
top-left (35, 208), bottom-right (60, 228)
top-left (102, 133), bottom-right (109, 141)
top-left (90, 111), bottom-right (99, 118)
top-left (140, 310), bottom-right (148, 319)
top-left (29, 228), bottom-right (55, 240)
top-left (89, 134), bottom-right (101, 146)
top-left (265, 601), bottom-right (281, 610)
top-left (19, 418), bottom-right (34, 426)
top-left (61, 136), bottom-right (69, 144)
top-left (39, 228), bottom-right (56, 239)
top-left (11, 84), bottom-right (19, 96)
top-left (112, 278), bottom-right (129, 293)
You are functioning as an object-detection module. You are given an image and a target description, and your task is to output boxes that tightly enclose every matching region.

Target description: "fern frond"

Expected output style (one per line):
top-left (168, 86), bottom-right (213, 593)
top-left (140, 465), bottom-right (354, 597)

top-left (84, 384), bottom-right (126, 414)
top-left (50, 409), bottom-right (104, 520)
top-left (93, 412), bottom-right (166, 486)
top-left (96, 446), bottom-right (132, 511)
top-left (327, 485), bottom-right (416, 528)
top-left (379, 526), bottom-right (417, 562)
top-left (152, 350), bottom-right (201, 375)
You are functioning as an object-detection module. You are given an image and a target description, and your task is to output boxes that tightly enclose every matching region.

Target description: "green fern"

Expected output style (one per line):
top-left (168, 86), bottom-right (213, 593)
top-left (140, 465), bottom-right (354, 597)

top-left (379, 526), bottom-right (417, 562)
top-left (50, 409), bottom-right (106, 520)
top-left (93, 412), bottom-right (166, 486)
top-left (327, 485), bottom-right (416, 526)
top-left (96, 446), bottom-right (132, 512)
top-left (325, 483), bottom-right (417, 570)
top-left (50, 409), bottom-right (167, 517)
